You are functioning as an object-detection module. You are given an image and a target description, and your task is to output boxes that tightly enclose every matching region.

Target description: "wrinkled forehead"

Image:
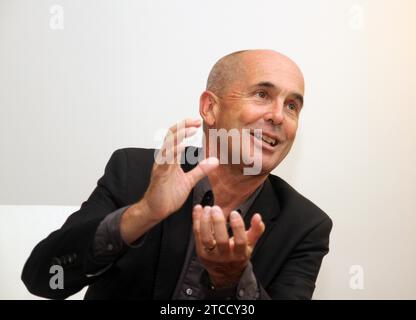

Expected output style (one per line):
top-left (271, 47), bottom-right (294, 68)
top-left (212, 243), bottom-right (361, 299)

top-left (237, 51), bottom-right (305, 94)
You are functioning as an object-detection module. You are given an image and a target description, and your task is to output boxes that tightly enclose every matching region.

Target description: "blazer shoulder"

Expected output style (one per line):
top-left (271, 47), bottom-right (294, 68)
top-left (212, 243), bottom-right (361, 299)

top-left (104, 148), bottom-right (157, 204)
top-left (114, 147), bottom-right (156, 158)
top-left (268, 174), bottom-right (332, 227)
top-left (111, 147), bottom-right (156, 169)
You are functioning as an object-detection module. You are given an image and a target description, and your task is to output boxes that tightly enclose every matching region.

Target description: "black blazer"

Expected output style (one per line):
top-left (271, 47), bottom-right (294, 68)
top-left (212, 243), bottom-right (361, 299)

top-left (21, 147), bottom-right (332, 300)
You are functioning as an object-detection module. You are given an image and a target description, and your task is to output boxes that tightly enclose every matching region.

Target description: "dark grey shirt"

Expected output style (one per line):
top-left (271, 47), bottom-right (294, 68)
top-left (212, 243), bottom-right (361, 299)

top-left (90, 176), bottom-right (263, 299)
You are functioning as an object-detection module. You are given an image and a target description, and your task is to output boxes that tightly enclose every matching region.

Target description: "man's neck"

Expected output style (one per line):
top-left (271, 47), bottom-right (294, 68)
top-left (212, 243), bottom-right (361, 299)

top-left (206, 164), bottom-right (267, 214)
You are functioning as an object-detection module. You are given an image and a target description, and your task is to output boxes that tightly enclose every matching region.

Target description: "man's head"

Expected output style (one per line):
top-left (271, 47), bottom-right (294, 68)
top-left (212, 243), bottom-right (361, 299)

top-left (200, 49), bottom-right (305, 176)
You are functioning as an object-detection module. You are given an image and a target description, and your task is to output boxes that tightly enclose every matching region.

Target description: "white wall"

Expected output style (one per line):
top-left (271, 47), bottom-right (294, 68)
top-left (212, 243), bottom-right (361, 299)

top-left (1, 0), bottom-right (415, 299)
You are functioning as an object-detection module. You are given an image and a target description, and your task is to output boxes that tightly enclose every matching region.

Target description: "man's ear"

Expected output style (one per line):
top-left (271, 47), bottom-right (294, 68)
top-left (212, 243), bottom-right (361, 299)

top-left (199, 91), bottom-right (218, 127)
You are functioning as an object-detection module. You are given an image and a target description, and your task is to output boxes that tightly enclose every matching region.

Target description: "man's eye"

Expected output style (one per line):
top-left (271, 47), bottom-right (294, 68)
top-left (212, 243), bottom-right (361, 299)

top-left (287, 102), bottom-right (297, 111)
top-left (255, 91), bottom-right (268, 99)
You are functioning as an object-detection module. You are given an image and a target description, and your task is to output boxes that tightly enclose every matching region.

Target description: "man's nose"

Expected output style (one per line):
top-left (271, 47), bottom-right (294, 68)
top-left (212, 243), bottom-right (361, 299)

top-left (265, 99), bottom-right (284, 125)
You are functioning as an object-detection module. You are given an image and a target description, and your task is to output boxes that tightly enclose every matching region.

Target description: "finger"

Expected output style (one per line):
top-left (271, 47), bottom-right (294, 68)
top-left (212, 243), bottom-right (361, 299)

top-left (186, 157), bottom-right (219, 187)
top-left (166, 126), bottom-right (199, 148)
top-left (211, 206), bottom-right (229, 254)
top-left (229, 211), bottom-right (247, 256)
top-left (172, 127), bottom-right (198, 161)
top-left (162, 126), bottom-right (198, 156)
top-left (200, 206), bottom-right (215, 249)
top-left (155, 131), bottom-right (176, 165)
top-left (157, 127), bottom-right (199, 165)
top-left (246, 213), bottom-right (265, 248)
top-left (167, 118), bottom-right (201, 136)
top-left (192, 205), bottom-right (203, 242)
top-left (173, 143), bottom-right (186, 164)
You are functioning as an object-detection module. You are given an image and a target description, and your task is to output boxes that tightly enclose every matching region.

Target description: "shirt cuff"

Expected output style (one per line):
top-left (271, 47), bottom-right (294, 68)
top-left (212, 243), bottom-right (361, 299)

top-left (200, 262), bottom-right (260, 300)
top-left (235, 262), bottom-right (260, 300)
top-left (86, 205), bottom-right (148, 277)
top-left (92, 206), bottom-right (129, 259)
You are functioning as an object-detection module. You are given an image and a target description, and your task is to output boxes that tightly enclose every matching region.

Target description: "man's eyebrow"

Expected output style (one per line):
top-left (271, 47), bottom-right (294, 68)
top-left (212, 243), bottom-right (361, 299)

top-left (292, 93), bottom-right (304, 106)
top-left (251, 81), bottom-right (304, 105)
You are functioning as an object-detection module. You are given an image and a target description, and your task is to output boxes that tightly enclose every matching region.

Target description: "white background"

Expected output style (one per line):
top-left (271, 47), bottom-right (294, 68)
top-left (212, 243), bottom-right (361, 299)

top-left (0, 0), bottom-right (415, 299)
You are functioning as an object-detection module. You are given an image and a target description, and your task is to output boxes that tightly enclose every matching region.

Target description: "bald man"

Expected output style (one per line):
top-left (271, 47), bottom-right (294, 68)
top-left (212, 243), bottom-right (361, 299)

top-left (22, 50), bottom-right (332, 300)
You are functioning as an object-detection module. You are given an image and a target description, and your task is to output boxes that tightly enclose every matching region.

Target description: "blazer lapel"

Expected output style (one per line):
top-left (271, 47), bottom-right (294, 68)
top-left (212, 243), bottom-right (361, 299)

top-left (244, 177), bottom-right (281, 286)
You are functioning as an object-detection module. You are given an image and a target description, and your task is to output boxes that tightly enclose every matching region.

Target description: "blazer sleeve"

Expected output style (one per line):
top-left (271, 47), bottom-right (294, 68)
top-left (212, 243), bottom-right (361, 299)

top-left (259, 216), bottom-right (333, 300)
top-left (21, 149), bottom-right (129, 299)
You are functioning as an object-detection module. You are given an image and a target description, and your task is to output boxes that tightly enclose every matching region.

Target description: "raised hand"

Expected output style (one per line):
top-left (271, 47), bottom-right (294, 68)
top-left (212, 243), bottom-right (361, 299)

top-left (120, 119), bottom-right (219, 244)
top-left (144, 118), bottom-right (219, 220)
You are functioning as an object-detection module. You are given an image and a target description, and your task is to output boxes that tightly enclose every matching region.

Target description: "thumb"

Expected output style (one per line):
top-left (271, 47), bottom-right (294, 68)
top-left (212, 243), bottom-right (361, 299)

top-left (186, 157), bottom-right (219, 187)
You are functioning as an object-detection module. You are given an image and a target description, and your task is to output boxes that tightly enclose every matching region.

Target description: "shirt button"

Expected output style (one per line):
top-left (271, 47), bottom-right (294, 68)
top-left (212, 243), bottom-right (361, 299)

top-left (107, 244), bottom-right (114, 251)
top-left (185, 288), bottom-right (193, 296)
top-left (238, 289), bottom-right (245, 298)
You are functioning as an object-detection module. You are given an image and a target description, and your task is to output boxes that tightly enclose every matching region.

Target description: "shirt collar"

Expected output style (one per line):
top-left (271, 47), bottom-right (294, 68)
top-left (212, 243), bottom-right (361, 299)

top-left (192, 171), bottom-right (264, 217)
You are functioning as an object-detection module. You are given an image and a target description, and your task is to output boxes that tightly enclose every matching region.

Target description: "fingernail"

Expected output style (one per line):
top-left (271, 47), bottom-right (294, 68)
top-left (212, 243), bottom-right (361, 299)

top-left (230, 211), bottom-right (240, 221)
top-left (212, 206), bottom-right (222, 217)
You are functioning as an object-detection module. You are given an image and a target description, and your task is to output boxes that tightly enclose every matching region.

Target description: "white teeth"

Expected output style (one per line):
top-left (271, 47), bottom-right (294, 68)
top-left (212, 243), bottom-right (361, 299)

top-left (252, 132), bottom-right (277, 146)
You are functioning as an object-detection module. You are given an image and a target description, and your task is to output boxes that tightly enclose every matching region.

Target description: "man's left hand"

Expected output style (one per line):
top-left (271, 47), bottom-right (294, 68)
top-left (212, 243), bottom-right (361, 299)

top-left (192, 205), bottom-right (265, 288)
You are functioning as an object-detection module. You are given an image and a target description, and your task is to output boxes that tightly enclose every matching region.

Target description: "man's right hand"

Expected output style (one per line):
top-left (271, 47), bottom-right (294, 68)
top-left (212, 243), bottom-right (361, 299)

top-left (120, 118), bottom-right (219, 244)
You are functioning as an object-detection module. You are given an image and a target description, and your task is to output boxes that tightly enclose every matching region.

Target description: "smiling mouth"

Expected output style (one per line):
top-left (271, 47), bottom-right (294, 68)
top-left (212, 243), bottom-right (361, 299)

top-left (250, 131), bottom-right (279, 147)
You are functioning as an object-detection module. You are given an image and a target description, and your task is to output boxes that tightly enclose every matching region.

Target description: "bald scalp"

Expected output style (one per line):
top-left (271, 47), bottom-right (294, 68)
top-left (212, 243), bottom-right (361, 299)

top-left (206, 50), bottom-right (248, 96)
top-left (206, 49), bottom-right (304, 98)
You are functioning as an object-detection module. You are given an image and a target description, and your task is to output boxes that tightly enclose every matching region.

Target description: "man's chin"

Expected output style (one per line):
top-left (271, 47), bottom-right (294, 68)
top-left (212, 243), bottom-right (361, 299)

top-left (238, 155), bottom-right (273, 176)
top-left (255, 154), bottom-right (283, 175)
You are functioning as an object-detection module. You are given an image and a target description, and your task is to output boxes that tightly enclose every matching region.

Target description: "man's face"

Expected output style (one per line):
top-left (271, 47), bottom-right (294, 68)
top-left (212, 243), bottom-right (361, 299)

top-left (213, 51), bottom-right (305, 175)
